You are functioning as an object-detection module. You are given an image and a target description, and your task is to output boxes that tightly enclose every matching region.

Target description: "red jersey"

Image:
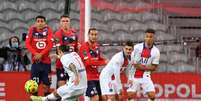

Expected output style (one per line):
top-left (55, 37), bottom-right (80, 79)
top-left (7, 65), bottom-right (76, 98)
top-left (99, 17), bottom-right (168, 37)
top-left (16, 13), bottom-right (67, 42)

top-left (79, 42), bottom-right (107, 80)
top-left (25, 26), bottom-right (53, 64)
top-left (54, 28), bottom-right (78, 69)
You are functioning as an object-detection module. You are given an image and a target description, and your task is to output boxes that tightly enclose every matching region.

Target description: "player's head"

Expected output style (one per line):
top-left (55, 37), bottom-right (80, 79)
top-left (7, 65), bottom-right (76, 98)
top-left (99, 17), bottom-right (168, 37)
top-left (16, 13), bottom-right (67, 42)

top-left (56, 44), bottom-right (74, 55)
top-left (35, 15), bottom-right (46, 30)
top-left (144, 29), bottom-right (155, 48)
top-left (60, 15), bottom-right (70, 30)
top-left (9, 36), bottom-right (20, 48)
top-left (88, 28), bottom-right (98, 43)
top-left (56, 45), bottom-right (71, 58)
top-left (123, 40), bottom-right (134, 57)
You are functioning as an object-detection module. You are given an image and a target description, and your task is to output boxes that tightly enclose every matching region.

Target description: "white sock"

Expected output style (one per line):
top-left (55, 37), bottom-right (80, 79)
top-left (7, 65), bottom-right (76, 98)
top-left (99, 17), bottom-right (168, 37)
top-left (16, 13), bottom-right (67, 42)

top-left (43, 93), bottom-right (58, 101)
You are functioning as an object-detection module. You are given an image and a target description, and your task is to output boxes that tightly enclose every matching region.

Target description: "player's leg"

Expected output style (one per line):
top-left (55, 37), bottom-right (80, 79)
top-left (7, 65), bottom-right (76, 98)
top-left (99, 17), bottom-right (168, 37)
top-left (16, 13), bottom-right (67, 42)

top-left (102, 81), bottom-right (116, 101)
top-left (95, 80), bottom-right (103, 101)
top-left (126, 78), bottom-right (140, 101)
top-left (107, 95), bottom-right (116, 101)
top-left (147, 91), bottom-right (155, 101)
top-left (101, 95), bottom-right (107, 101)
top-left (62, 89), bottom-right (86, 101)
top-left (85, 80), bottom-right (99, 101)
top-left (41, 63), bottom-right (51, 96)
top-left (56, 68), bottom-right (69, 87)
top-left (30, 63), bottom-right (40, 96)
top-left (56, 68), bottom-right (69, 101)
top-left (142, 77), bottom-right (156, 101)
top-left (31, 91), bottom-right (60, 101)
top-left (116, 91), bottom-right (123, 101)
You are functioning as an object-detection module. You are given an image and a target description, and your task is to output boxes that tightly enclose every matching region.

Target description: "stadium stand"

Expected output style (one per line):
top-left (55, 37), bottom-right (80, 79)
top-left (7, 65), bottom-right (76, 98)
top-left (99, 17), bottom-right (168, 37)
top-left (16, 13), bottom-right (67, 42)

top-left (91, 0), bottom-right (195, 72)
top-left (0, 0), bottom-right (199, 72)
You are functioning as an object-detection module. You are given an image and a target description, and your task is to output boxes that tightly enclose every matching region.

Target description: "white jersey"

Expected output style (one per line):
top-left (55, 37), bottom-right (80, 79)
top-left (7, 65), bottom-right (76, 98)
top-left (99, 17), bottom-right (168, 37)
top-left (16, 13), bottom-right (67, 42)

top-left (131, 43), bottom-right (160, 78)
top-left (60, 52), bottom-right (87, 89)
top-left (100, 51), bottom-right (130, 90)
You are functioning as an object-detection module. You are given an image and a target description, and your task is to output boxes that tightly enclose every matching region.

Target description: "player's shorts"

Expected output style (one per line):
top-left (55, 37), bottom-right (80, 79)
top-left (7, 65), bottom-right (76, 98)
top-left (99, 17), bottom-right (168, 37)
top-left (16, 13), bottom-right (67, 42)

top-left (100, 78), bottom-right (122, 95)
top-left (31, 62), bottom-right (51, 86)
top-left (127, 75), bottom-right (155, 94)
top-left (57, 84), bottom-right (86, 101)
top-left (85, 80), bottom-right (102, 97)
top-left (56, 68), bottom-right (69, 81)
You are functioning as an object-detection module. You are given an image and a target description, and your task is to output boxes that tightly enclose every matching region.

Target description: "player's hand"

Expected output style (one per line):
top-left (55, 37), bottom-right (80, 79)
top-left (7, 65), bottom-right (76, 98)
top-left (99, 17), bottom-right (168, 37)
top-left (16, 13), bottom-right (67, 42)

top-left (57, 49), bottom-right (64, 59)
top-left (34, 53), bottom-right (42, 62)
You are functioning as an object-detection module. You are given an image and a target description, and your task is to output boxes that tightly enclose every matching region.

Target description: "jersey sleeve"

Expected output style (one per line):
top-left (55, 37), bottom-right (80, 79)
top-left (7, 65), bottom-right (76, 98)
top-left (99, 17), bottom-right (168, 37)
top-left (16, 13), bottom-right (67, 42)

top-left (112, 56), bottom-right (123, 90)
top-left (152, 48), bottom-right (160, 65)
top-left (25, 27), bottom-right (38, 55)
top-left (132, 45), bottom-right (141, 64)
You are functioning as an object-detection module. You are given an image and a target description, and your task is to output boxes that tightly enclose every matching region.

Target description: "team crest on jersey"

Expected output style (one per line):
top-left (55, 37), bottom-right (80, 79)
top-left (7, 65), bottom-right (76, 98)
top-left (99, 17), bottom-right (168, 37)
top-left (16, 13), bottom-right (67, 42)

top-left (36, 41), bottom-right (46, 49)
top-left (42, 31), bottom-right (47, 36)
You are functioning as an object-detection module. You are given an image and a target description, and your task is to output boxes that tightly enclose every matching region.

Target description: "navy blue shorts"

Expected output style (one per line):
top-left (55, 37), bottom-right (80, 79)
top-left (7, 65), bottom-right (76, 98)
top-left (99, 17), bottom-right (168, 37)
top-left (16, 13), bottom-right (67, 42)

top-left (85, 80), bottom-right (102, 97)
top-left (56, 68), bottom-right (69, 81)
top-left (31, 62), bottom-right (51, 86)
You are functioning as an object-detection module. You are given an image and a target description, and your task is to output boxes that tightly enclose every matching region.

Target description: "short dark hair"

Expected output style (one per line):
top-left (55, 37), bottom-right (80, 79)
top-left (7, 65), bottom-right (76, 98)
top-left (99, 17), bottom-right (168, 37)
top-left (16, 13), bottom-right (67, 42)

top-left (88, 27), bottom-right (97, 34)
top-left (35, 15), bottom-right (46, 21)
top-left (60, 15), bottom-right (70, 19)
top-left (124, 40), bottom-right (133, 47)
top-left (145, 28), bottom-right (155, 34)
top-left (9, 36), bottom-right (20, 46)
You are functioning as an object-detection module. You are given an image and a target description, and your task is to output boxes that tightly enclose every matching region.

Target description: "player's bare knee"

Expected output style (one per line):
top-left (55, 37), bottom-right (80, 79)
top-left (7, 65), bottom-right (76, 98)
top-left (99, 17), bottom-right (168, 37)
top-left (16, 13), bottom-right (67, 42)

top-left (90, 95), bottom-right (99, 101)
top-left (107, 95), bottom-right (115, 101)
top-left (127, 92), bottom-right (136, 99)
top-left (147, 92), bottom-right (155, 100)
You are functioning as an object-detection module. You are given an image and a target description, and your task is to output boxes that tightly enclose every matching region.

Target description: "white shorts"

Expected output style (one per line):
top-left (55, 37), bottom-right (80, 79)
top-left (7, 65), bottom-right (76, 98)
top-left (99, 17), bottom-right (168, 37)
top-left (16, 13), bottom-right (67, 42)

top-left (57, 84), bottom-right (86, 101)
top-left (100, 78), bottom-right (121, 95)
top-left (127, 76), bottom-right (155, 94)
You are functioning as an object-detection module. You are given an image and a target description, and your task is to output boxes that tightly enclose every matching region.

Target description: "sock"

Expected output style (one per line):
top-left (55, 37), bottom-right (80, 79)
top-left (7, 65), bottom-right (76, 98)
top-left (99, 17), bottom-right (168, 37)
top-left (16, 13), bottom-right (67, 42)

top-left (43, 93), bottom-right (58, 101)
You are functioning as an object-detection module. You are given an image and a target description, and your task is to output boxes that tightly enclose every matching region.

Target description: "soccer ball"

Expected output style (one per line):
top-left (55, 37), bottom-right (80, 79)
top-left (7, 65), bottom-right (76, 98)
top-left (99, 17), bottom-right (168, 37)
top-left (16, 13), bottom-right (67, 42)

top-left (24, 80), bottom-right (38, 94)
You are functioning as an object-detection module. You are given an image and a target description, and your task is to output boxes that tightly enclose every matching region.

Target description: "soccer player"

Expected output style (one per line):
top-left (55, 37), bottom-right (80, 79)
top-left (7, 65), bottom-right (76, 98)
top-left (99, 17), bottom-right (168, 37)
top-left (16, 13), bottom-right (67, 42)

top-left (127, 29), bottom-right (160, 101)
top-left (99, 41), bottom-right (134, 101)
top-left (54, 15), bottom-right (79, 88)
top-left (30, 45), bottom-right (87, 101)
top-left (79, 28), bottom-right (107, 101)
top-left (25, 15), bottom-right (53, 95)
